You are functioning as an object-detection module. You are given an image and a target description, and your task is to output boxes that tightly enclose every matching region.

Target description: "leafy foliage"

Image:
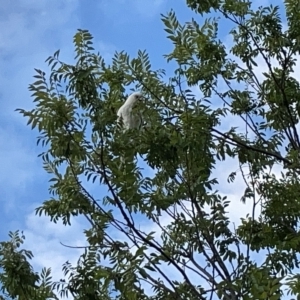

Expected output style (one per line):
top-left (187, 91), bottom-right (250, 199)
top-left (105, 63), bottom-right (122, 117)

top-left (0, 231), bottom-right (55, 300)
top-left (2, 0), bottom-right (300, 298)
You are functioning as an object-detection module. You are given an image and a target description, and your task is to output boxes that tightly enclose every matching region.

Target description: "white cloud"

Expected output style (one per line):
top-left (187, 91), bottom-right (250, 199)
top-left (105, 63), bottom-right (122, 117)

top-left (0, 1), bottom-right (79, 56)
top-left (0, 1), bottom-right (80, 119)
top-left (24, 212), bottom-right (88, 284)
top-left (96, 41), bottom-right (118, 62)
top-left (0, 126), bottom-right (42, 213)
top-left (0, 128), bottom-right (35, 188)
top-left (133, 0), bottom-right (165, 18)
top-left (98, 0), bottom-right (166, 24)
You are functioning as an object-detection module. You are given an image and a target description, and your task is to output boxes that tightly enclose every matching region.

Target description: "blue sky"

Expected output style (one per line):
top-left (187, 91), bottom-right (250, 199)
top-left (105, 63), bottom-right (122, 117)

top-left (0, 0), bottom-right (293, 295)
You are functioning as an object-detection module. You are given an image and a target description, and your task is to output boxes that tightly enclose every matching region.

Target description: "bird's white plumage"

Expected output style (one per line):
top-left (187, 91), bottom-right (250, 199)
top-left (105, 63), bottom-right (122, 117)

top-left (117, 92), bottom-right (143, 130)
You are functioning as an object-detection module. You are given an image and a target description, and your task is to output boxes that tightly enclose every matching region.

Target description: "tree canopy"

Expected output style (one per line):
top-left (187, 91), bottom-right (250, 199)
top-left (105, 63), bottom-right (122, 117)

top-left (2, 0), bottom-right (300, 299)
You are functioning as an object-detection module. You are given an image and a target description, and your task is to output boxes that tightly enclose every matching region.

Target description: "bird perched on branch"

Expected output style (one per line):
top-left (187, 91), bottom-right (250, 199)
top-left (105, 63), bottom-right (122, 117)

top-left (117, 92), bottom-right (144, 130)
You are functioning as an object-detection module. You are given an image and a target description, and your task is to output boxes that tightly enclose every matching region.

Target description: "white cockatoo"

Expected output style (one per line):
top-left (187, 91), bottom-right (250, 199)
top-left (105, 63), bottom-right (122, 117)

top-left (117, 92), bottom-right (144, 130)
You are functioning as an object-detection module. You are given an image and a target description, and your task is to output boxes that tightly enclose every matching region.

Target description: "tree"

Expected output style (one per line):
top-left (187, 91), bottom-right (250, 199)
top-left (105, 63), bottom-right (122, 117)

top-left (2, 0), bottom-right (300, 298)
